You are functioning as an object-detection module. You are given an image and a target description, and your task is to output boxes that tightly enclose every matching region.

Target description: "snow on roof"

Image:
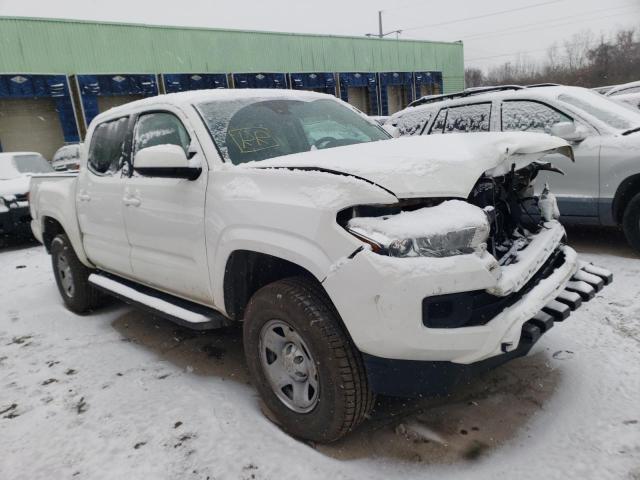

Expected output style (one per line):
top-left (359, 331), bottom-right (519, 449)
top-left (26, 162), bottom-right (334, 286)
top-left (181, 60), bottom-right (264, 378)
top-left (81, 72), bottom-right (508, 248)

top-left (606, 80), bottom-right (640, 95)
top-left (94, 88), bottom-right (333, 122)
top-left (0, 152), bottom-right (42, 157)
top-left (391, 85), bottom-right (640, 131)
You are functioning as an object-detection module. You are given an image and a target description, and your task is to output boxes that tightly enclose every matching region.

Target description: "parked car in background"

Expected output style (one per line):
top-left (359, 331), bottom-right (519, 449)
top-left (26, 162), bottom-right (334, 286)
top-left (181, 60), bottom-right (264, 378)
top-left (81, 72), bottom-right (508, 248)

top-left (0, 152), bottom-right (53, 238)
top-left (29, 89), bottom-right (611, 442)
top-left (593, 85), bottom-right (615, 95)
top-left (386, 85), bottom-right (640, 252)
top-left (52, 143), bottom-right (82, 171)
top-left (604, 80), bottom-right (640, 112)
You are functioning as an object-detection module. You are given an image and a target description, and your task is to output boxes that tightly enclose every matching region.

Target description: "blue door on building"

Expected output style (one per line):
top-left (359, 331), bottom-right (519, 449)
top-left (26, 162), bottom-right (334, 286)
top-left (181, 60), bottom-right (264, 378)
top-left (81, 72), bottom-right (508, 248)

top-left (378, 72), bottom-right (414, 116)
top-left (289, 73), bottom-right (336, 96)
top-left (162, 74), bottom-right (228, 93)
top-left (232, 73), bottom-right (287, 89)
top-left (0, 74), bottom-right (79, 156)
top-left (76, 74), bottom-right (159, 128)
top-left (414, 72), bottom-right (443, 99)
top-left (338, 73), bottom-right (379, 115)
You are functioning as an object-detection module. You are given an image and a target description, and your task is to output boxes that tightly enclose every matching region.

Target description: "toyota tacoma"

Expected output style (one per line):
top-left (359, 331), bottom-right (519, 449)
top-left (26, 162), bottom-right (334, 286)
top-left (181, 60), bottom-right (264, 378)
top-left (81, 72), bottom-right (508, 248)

top-left (29, 89), bottom-right (611, 442)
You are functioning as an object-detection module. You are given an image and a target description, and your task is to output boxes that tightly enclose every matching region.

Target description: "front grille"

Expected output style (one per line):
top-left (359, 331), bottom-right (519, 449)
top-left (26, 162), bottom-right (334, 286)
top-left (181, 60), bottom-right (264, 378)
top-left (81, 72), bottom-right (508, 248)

top-left (422, 247), bottom-right (565, 328)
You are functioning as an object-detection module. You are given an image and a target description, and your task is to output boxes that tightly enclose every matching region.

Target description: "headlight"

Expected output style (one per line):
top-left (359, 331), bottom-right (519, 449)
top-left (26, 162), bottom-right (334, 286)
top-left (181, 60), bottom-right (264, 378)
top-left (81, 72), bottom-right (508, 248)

top-left (346, 200), bottom-right (490, 258)
top-left (387, 226), bottom-right (489, 258)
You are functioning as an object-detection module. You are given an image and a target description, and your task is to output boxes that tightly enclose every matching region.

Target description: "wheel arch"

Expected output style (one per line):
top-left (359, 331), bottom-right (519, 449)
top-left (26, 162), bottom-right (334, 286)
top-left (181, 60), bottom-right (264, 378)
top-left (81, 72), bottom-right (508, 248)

top-left (222, 249), bottom-right (326, 322)
top-left (39, 213), bottom-right (92, 267)
top-left (613, 173), bottom-right (640, 224)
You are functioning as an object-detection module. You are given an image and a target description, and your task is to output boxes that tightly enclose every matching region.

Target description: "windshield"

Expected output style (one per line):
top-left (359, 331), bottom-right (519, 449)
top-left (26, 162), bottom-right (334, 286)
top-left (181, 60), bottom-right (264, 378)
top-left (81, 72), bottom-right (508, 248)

top-left (0, 154), bottom-right (53, 179)
top-left (196, 98), bottom-right (390, 164)
top-left (558, 91), bottom-right (640, 130)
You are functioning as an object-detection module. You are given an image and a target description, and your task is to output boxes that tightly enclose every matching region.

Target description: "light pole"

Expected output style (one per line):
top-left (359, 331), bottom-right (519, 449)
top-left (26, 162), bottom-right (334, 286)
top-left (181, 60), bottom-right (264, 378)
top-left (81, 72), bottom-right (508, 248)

top-left (365, 11), bottom-right (402, 39)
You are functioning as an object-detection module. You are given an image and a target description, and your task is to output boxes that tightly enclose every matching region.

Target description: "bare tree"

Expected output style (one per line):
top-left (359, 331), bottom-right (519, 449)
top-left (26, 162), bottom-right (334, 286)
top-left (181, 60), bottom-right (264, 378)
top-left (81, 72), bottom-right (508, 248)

top-left (468, 26), bottom-right (639, 88)
top-left (465, 67), bottom-right (485, 88)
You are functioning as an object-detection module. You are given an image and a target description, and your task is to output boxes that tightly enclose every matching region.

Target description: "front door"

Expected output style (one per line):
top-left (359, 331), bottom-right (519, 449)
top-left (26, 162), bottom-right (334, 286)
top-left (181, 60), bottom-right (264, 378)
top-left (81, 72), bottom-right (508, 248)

top-left (500, 99), bottom-right (600, 217)
top-left (77, 116), bottom-right (133, 276)
top-left (123, 110), bottom-right (211, 303)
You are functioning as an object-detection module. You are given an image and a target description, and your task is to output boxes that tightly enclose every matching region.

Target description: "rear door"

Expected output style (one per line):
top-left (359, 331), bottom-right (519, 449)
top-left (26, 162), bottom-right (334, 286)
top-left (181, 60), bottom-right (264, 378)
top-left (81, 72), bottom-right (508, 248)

top-left (500, 99), bottom-right (600, 217)
top-left (77, 116), bottom-right (133, 276)
top-left (122, 109), bottom-right (211, 303)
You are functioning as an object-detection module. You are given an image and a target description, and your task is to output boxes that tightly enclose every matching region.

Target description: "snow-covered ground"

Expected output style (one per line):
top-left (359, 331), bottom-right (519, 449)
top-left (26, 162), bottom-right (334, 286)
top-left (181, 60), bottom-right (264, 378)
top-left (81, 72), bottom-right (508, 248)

top-left (1, 227), bottom-right (639, 480)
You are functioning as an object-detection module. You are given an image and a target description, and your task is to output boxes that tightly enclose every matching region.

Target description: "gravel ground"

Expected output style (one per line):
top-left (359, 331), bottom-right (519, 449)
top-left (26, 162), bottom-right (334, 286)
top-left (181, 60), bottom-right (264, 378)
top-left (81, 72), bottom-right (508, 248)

top-left (0, 227), bottom-right (638, 480)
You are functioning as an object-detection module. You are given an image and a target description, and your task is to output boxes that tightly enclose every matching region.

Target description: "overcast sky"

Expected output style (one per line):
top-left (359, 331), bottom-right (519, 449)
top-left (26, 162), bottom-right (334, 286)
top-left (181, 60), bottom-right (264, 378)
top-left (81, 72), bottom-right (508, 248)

top-left (0, 0), bottom-right (638, 71)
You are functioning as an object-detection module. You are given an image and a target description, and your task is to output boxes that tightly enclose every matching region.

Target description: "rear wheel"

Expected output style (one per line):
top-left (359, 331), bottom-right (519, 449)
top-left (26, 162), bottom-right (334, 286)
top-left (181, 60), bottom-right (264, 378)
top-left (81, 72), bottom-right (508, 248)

top-left (51, 234), bottom-right (102, 314)
top-left (243, 276), bottom-right (374, 443)
top-left (622, 192), bottom-right (640, 253)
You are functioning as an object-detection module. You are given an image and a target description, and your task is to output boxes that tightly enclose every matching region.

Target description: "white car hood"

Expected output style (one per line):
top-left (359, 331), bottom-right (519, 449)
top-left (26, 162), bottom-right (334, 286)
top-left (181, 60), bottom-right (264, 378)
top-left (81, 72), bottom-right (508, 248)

top-left (0, 175), bottom-right (30, 197)
top-left (246, 132), bottom-right (572, 198)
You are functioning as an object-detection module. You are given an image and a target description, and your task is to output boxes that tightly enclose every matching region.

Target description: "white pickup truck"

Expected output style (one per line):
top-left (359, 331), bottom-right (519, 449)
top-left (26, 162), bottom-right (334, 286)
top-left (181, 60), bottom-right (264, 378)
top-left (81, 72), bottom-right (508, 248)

top-left (29, 89), bottom-right (611, 443)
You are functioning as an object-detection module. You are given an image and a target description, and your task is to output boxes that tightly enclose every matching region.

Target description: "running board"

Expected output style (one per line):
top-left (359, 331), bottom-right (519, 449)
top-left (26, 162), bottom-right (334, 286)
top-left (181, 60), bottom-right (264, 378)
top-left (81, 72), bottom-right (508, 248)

top-left (89, 273), bottom-right (229, 330)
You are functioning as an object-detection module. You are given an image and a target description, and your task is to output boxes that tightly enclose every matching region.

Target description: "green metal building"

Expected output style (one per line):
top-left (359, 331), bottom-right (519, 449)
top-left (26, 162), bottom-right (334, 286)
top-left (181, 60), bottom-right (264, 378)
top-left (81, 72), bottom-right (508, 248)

top-left (0, 16), bottom-right (464, 158)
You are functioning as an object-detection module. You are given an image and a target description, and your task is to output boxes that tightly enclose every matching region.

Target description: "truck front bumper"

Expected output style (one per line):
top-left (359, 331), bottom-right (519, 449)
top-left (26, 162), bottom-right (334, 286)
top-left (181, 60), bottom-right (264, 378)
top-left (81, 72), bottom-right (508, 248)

top-left (363, 256), bottom-right (611, 396)
top-left (323, 221), bottom-right (611, 367)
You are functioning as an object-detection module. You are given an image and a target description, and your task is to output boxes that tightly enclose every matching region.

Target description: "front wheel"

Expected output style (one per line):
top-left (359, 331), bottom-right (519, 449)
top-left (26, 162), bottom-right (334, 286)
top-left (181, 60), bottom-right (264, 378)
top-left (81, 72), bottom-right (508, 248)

top-left (622, 192), bottom-right (640, 253)
top-left (51, 233), bottom-right (102, 314)
top-left (243, 276), bottom-right (374, 443)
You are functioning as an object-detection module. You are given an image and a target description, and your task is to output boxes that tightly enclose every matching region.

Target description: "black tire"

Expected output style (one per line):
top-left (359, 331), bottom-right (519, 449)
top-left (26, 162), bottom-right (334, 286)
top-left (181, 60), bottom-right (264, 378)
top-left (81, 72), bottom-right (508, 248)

top-left (622, 192), bottom-right (640, 253)
top-left (243, 276), bottom-right (374, 443)
top-left (51, 233), bottom-right (102, 314)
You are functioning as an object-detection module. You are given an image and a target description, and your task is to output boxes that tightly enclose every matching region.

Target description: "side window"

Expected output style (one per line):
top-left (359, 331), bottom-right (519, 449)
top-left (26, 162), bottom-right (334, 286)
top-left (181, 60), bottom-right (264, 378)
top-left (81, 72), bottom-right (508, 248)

top-left (502, 101), bottom-right (572, 133)
top-left (134, 112), bottom-right (191, 155)
top-left (429, 108), bottom-right (448, 134)
top-left (443, 103), bottom-right (491, 133)
top-left (88, 117), bottom-right (129, 175)
top-left (396, 109), bottom-right (433, 136)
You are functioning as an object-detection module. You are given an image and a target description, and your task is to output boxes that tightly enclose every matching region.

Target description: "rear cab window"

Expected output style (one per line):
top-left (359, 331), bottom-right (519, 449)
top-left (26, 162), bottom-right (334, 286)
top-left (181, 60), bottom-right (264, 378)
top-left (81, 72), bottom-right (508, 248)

top-left (88, 117), bottom-right (130, 175)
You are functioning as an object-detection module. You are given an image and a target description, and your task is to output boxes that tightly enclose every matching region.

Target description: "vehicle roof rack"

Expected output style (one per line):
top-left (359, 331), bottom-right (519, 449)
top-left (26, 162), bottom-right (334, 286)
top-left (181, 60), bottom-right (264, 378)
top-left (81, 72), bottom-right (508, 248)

top-left (526, 83), bottom-right (561, 88)
top-left (408, 85), bottom-right (525, 108)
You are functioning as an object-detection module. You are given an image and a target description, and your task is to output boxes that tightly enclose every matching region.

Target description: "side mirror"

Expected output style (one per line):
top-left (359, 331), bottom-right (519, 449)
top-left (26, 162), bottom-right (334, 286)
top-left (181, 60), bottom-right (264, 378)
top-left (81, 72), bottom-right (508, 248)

top-left (133, 144), bottom-right (201, 180)
top-left (550, 122), bottom-right (587, 142)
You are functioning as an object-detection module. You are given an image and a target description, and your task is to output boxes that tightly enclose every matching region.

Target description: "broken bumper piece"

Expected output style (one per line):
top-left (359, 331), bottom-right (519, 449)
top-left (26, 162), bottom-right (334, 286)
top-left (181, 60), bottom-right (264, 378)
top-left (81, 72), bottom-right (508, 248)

top-left (363, 261), bottom-right (613, 398)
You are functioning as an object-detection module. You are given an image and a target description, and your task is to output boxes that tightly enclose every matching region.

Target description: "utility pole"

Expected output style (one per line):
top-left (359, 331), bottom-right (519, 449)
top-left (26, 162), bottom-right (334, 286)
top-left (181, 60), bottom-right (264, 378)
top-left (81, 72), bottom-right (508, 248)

top-left (365, 10), bottom-right (401, 39)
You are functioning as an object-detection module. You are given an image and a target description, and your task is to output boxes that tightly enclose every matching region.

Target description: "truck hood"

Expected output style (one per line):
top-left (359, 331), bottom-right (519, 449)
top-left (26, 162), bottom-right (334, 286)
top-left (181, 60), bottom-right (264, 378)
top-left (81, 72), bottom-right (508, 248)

top-left (245, 132), bottom-right (572, 198)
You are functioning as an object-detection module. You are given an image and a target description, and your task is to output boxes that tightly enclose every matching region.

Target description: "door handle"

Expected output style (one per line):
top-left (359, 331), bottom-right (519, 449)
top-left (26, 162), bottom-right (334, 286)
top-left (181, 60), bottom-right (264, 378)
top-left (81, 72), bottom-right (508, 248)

top-left (122, 196), bottom-right (141, 207)
top-left (77, 192), bottom-right (91, 202)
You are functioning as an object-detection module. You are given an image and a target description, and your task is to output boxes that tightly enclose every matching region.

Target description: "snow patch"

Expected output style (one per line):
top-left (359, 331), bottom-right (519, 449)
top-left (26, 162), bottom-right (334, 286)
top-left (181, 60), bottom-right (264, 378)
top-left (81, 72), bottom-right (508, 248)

top-left (219, 177), bottom-right (261, 199)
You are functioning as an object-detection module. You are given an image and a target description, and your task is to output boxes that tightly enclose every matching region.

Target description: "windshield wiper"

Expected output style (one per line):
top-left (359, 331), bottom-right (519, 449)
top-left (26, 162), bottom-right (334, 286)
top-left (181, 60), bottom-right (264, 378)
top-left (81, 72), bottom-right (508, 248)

top-left (622, 126), bottom-right (640, 136)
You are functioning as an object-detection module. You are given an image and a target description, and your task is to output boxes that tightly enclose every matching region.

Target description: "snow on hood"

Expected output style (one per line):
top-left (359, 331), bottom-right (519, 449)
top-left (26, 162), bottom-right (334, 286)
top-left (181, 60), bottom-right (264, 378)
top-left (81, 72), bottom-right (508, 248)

top-left (242, 132), bottom-right (572, 198)
top-left (0, 175), bottom-right (30, 197)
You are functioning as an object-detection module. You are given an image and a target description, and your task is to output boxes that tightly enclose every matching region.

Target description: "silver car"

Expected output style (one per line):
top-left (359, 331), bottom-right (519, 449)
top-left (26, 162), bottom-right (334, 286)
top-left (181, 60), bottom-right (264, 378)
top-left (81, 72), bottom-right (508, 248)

top-left (604, 80), bottom-right (640, 112)
top-left (51, 143), bottom-right (81, 171)
top-left (387, 85), bottom-right (640, 252)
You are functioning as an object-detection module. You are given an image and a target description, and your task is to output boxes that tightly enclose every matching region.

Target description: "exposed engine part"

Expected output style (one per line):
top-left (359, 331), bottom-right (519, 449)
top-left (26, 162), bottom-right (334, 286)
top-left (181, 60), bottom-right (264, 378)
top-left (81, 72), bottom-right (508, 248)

top-left (468, 162), bottom-right (563, 263)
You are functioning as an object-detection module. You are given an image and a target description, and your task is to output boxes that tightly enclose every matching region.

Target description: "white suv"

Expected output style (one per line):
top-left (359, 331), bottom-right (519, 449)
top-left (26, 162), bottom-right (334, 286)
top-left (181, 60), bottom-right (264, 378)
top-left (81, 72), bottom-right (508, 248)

top-left (29, 89), bottom-right (611, 442)
top-left (387, 85), bottom-right (640, 251)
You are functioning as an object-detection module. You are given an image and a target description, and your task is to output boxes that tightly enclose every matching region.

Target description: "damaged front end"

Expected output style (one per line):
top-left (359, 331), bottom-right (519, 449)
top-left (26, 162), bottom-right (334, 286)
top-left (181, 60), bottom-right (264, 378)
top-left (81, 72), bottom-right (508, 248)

top-left (468, 161), bottom-right (565, 266)
top-left (328, 142), bottom-right (612, 368)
